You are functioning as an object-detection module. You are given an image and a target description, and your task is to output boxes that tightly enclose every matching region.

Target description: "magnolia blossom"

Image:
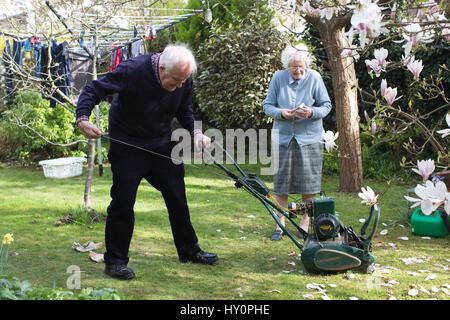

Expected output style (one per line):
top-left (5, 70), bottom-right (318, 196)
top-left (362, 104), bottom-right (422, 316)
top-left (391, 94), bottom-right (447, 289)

top-left (402, 23), bottom-right (434, 56)
top-left (412, 159), bottom-right (435, 181)
top-left (349, 1), bottom-right (386, 48)
top-left (320, 7), bottom-right (337, 20)
top-left (205, 8), bottom-right (212, 23)
top-left (301, 1), bottom-right (321, 16)
top-left (442, 28), bottom-right (450, 41)
top-left (370, 121), bottom-right (377, 134)
top-left (358, 186), bottom-right (379, 206)
top-left (436, 113), bottom-right (450, 138)
top-left (407, 57), bottom-right (424, 79)
top-left (380, 79), bottom-right (401, 105)
top-left (374, 48), bottom-right (388, 68)
top-left (365, 59), bottom-right (383, 77)
top-left (383, 86), bottom-right (399, 105)
top-left (365, 48), bottom-right (389, 77)
top-left (341, 47), bottom-right (360, 61)
top-left (404, 180), bottom-right (450, 215)
top-left (322, 130), bottom-right (339, 152)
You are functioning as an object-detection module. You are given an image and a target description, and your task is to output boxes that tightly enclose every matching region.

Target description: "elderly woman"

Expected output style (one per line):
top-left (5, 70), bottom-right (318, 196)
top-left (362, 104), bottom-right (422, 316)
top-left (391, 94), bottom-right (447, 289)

top-left (263, 43), bottom-right (332, 241)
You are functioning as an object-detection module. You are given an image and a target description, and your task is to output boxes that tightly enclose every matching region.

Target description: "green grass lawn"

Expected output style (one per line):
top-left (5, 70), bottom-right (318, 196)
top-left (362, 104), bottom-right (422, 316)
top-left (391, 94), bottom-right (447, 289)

top-left (0, 162), bottom-right (449, 300)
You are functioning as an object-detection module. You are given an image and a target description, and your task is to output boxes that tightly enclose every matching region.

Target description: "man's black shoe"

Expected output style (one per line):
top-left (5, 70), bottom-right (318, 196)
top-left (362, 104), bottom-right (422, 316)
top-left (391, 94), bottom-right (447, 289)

top-left (104, 264), bottom-right (136, 280)
top-left (179, 250), bottom-right (218, 265)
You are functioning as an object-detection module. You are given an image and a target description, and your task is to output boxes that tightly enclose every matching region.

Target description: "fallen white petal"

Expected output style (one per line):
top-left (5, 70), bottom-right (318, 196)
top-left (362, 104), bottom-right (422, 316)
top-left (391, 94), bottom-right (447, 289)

top-left (268, 289), bottom-right (281, 293)
top-left (431, 286), bottom-right (440, 293)
top-left (380, 229), bottom-right (388, 235)
top-left (421, 236), bottom-right (431, 240)
top-left (328, 283), bottom-right (337, 288)
top-left (398, 236), bottom-right (409, 240)
top-left (282, 270), bottom-right (294, 274)
top-left (425, 274), bottom-right (437, 281)
top-left (408, 288), bottom-right (419, 296)
top-left (419, 285), bottom-right (430, 295)
top-left (247, 215), bottom-right (256, 219)
top-left (359, 219), bottom-right (366, 223)
top-left (321, 295), bottom-right (331, 300)
top-left (349, 296), bottom-right (359, 300)
top-left (303, 293), bottom-right (314, 299)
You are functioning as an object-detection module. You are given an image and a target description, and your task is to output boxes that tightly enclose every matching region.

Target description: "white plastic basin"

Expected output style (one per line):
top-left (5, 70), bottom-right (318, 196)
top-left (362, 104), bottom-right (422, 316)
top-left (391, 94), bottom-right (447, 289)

top-left (39, 157), bottom-right (86, 179)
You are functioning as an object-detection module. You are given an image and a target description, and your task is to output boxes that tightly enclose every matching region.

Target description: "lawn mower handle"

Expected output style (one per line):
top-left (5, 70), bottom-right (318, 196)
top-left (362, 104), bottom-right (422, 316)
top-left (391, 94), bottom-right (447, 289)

top-left (360, 204), bottom-right (380, 257)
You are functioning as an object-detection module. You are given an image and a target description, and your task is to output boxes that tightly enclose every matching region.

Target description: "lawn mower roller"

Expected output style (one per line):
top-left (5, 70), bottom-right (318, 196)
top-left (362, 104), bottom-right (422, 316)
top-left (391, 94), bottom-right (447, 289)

top-left (203, 143), bottom-right (380, 274)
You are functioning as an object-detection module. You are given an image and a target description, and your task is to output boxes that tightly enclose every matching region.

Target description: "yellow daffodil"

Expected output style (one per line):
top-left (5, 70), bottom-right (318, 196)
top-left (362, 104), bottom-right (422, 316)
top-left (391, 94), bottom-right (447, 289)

top-left (2, 233), bottom-right (14, 244)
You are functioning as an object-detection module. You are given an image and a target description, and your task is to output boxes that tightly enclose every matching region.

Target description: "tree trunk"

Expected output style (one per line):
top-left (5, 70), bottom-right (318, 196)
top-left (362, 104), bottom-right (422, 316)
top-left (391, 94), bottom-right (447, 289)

top-left (84, 138), bottom-right (96, 209)
top-left (83, 29), bottom-right (99, 210)
top-left (315, 21), bottom-right (363, 193)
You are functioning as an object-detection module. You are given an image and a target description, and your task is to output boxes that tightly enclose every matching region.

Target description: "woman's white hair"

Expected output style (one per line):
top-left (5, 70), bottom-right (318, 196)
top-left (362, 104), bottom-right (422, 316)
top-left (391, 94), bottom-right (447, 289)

top-left (281, 43), bottom-right (312, 69)
top-left (159, 44), bottom-right (197, 74)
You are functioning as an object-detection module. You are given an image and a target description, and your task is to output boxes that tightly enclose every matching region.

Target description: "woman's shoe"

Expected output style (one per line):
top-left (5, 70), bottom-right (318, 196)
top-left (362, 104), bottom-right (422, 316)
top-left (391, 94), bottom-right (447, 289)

top-left (270, 229), bottom-right (283, 241)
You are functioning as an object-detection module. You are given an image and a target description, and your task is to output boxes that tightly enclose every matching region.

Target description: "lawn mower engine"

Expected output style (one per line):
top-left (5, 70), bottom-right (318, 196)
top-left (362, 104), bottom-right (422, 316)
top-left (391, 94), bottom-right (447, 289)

top-left (289, 197), bottom-right (378, 274)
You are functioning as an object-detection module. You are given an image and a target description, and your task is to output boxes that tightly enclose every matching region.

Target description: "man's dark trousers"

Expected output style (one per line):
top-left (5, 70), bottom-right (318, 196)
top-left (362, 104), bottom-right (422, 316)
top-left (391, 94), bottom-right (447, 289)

top-left (104, 140), bottom-right (200, 266)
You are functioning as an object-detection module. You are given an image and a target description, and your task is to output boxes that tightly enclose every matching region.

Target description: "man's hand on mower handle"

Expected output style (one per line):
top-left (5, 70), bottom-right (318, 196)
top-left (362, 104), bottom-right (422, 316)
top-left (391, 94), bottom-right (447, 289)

top-left (194, 133), bottom-right (211, 152)
top-left (78, 120), bottom-right (103, 139)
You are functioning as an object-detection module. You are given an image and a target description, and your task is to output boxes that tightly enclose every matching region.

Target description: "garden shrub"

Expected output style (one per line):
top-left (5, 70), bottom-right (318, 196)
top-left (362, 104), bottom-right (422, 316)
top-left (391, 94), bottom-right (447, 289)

top-left (176, 0), bottom-right (267, 50)
top-left (194, 8), bottom-right (288, 132)
top-left (0, 90), bottom-right (109, 166)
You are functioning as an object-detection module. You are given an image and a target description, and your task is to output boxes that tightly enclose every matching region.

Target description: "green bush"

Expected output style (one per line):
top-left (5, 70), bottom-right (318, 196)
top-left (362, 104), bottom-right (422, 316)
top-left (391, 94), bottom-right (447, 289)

top-left (176, 0), bottom-right (266, 50)
top-left (0, 90), bottom-right (109, 165)
top-left (0, 275), bottom-right (32, 300)
top-left (195, 8), bottom-right (287, 132)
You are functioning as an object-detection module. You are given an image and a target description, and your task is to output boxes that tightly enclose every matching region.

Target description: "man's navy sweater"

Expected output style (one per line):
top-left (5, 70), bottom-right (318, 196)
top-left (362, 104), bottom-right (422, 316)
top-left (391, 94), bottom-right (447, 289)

top-left (76, 53), bottom-right (195, 149)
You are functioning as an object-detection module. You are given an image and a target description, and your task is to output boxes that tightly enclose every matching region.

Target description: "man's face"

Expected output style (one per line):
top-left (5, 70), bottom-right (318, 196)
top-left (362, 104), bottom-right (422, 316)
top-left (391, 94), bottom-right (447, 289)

top-left (159, 62), bottom-right (192, 92)
top-left (288, 59), bottom-right (306, 80)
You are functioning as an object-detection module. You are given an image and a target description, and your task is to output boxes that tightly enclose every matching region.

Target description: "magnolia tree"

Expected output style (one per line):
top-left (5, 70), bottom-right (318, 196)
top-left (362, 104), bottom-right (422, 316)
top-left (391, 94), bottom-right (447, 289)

top-left (280, 0), bottom-right (449, 193)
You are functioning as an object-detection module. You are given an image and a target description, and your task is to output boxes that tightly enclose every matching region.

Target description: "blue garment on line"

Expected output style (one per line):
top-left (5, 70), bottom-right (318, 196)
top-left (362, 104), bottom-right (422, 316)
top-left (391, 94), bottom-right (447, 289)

top-left (48, 39), bottom-right (71, 108)
top-left (33, 42), bottom-right (42, 78)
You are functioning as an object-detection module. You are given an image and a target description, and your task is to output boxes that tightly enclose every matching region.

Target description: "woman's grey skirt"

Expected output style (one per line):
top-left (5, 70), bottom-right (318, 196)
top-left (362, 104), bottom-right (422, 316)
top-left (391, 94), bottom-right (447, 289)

top-left (273, 139), bottom-right (323, 195)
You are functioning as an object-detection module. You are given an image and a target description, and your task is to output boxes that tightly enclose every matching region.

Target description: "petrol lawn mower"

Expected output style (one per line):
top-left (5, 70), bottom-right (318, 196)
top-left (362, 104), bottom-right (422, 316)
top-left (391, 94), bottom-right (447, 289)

top-left (203, 143), bottom-right (380, 274)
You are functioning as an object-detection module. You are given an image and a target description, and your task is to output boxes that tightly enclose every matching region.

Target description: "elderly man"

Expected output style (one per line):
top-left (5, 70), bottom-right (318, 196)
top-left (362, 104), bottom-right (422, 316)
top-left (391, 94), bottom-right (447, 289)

top-left (76, 44), bottom-right (218, 280)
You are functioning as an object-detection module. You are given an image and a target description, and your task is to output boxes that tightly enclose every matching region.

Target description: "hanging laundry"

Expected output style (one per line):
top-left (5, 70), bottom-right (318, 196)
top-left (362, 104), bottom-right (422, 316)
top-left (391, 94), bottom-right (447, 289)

top-left (110, 42), bottom-right (121, 72)
top-left (40, 40), bottom-right (71, 108)
top-left (67, 47), bottom-right (93, 103)
top-left (32, 41), bottom-right (42, 78)
top-left (144, 24), bottom-right (156, 40)
top-left (48, 39), bottom-right (71, 108)
top-left (2, 39), bottom-right (15, 97)
top-left (30, 36), bottom-right (39, 45)
top-left (120, 44), bottom-right (129, 62)
top-left (12, 39), bottom-right (23, 68)
top-left (130, 39), bottom-right (144, 58)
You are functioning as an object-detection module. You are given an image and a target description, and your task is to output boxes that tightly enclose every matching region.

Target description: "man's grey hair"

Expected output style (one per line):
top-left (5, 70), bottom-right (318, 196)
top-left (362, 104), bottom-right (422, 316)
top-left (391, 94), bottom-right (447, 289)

top-left (159, 44), bottom-right (197, 74)
top-left (281, 43), bottom-right (312, 69)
